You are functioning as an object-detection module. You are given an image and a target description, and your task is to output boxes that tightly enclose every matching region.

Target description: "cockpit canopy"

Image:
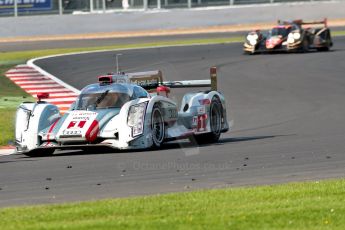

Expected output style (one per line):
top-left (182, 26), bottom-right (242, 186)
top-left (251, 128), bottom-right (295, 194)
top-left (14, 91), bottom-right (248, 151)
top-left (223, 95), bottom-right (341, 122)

top-left (74, 83), bottom-right (149, 110)
top-left (269, 27), bottom-right (291, 37)
top-left (269, 24), bottom-right (300, 37)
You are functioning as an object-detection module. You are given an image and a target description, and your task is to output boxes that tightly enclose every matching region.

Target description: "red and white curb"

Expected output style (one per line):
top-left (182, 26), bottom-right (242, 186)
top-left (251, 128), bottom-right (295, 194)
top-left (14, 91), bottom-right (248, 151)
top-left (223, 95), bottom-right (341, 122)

top-left (2, 63), bottom-right (81, 155)
top-left (0, 147), bottom-right (15, 156)
top-left (5, 64), bottom-right (80, 114)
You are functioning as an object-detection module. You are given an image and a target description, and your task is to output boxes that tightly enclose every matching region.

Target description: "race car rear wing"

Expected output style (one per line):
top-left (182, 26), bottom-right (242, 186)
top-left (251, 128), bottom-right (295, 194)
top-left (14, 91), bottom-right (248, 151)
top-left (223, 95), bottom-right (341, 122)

top-left (127, 67), bottom-right (218, 91)
top-left (278, 18), bottom-right (328, 27)
top-left (127, 70), bottom-right (163, 89)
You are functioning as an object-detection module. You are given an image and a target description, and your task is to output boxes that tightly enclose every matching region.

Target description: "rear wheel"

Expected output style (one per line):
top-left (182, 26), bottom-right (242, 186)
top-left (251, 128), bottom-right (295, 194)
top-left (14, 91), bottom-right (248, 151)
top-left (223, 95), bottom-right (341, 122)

top-left (317, 33), bottom-right (332, 52)
top-left (193, 98), bottom-right (222, 145)
top-left (151, 106), bottom-right (165, 148)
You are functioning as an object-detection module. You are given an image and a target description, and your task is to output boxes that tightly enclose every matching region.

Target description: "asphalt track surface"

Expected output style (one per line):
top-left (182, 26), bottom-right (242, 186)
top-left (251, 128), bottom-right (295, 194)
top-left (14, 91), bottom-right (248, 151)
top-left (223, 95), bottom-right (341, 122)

top-left (0, 32), bottom-right (247, 52)
top-left (1, 27), bottom-right (345, 52)
top-left (1, 37), bottom-right (345, 207)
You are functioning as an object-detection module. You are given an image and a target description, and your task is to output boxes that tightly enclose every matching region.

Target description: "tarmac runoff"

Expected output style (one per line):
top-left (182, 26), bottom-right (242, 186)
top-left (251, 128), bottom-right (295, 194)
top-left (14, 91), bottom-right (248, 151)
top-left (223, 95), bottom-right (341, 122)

top-left (1, 18), bottom-right (345, 43)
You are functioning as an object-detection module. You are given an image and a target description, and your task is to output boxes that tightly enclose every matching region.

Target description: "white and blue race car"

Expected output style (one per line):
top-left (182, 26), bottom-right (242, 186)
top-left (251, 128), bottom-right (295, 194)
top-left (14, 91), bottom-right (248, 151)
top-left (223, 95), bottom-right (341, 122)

top-left (15, 67), bottom-right (230, 157)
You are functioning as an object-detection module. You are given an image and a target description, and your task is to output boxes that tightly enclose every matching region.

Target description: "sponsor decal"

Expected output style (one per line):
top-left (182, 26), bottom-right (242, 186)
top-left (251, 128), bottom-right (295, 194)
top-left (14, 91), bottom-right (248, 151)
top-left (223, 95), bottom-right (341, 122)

top-left (0, 0), bottom-right (52, 12)
top-left (58, 111), bottom-right (98, 138)
top-left (130, 78), bottom-right (159, 88)
top-left (113, 75), bottom-right (129, 84)
top-left (192, 115), bottom-right (207, 132)
top-left (192, 116), bottom-right (198, 127)
top-left (67, 120), bottom-right (87, 129)
top-left (197, 114), bottom-right (207, 132)
top-left (197, 106), bottom-right (206, 115)
top-left (85, 120), bottom-right (99, 142)
top-left (167, 108), bottom-right (178, 119)
top-left (62, 130), bottom-right (82, 136)
top-left (266, 37), bottom-right (282, 49)
top-left (45, 118), bottom-right (60, 146)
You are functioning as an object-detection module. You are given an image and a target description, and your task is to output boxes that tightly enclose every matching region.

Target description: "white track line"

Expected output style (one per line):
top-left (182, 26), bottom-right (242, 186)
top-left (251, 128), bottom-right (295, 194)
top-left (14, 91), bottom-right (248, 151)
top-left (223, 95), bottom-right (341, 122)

top-left (32, 92), bottom-right (77, 97)
top-left (20, 84), bottom-right (64, 89)
top-left (26, 88), bottom-right (74, 93)
top-left (27, 61), bottom-right (80, 94)
top-left (6, 70), bottom-right (38, 73)
top-left (15, 64), bottom-right (31, 68)
top-left (6, 73), bottom-right (45, 78)
top-left (13, 80), bottom-right (56, 84)
top-left (0, 149), bottom-right (15, 156)
top-left (7, 76), bottom-right (47, 80)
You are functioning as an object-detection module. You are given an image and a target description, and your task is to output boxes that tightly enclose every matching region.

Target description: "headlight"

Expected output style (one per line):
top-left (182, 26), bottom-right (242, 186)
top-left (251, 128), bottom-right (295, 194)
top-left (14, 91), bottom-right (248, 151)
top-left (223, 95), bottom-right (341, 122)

top-left (246, 33), bottom-right (259, 46)
top-left (247, 34), bottom-right (258, 40)
top-left (249, 39), bottom-right (257, 46)
top-left (127, 102), bottom-right (147, 137)
top-left (287, 33), bottom-right (295, 44)
top-left (293, 33), bottom-right (301, 40)
top-left (16, 106), bottom-right (31, 132)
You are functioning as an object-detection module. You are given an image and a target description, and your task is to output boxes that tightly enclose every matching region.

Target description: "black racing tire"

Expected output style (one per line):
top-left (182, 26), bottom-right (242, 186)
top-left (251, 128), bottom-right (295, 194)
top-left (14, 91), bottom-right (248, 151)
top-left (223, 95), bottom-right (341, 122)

top-left (22, 149), bottom-right (55, 157)
top-left (193, 97), bottom-right (222, 145)
top-left (151, 105), bottom-right (165, 148)
top-left (317, 47), bottom-right (330, 52)
top-left (313, 28), bottom-right (332, 52)
top-left (317, 34), bottom-right (332, 52)
top-left (244, 51), bottom-right (256, 55)
top-left (302, 37), bottom-right (309, 53)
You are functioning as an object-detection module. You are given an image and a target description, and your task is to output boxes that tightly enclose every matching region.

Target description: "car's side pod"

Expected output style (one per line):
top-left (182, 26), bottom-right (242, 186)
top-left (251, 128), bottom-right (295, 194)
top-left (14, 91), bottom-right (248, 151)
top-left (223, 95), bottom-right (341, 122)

top-left (15, 100), bottom-right (60, 153)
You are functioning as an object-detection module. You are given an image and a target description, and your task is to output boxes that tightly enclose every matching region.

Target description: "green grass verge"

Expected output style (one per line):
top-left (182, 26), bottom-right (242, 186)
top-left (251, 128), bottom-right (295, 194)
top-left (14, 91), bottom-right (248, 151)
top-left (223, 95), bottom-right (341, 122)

top-left (332, 30), bottom-right (345, 37)
top-left (0, 108), bottom-right (17, 146)
top-left (0, 65), bottom-right (32, 98)
top-left (0, 179), bottom-right (344, 229)
top-left (0, 65), bottom-right (34, 146)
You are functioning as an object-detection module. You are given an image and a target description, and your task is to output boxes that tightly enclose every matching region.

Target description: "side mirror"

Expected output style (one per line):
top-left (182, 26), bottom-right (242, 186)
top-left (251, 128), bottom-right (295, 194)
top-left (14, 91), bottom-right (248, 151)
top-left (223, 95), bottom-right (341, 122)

top-left (37, 93), bottom-right (49, 102)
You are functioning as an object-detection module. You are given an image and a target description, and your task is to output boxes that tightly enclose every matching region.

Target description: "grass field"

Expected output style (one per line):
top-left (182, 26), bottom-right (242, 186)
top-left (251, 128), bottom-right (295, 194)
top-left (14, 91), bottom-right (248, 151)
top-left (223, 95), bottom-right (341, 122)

top-left (0, 179), bottom-right (344, 229)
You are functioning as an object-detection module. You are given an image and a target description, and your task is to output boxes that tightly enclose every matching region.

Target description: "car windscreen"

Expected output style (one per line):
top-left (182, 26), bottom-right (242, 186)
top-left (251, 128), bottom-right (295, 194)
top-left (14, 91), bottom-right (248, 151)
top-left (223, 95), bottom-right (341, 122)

top-left (75, 91), bottom-right (131, 110)
top-left (269, 27), bottom-right (290, 37)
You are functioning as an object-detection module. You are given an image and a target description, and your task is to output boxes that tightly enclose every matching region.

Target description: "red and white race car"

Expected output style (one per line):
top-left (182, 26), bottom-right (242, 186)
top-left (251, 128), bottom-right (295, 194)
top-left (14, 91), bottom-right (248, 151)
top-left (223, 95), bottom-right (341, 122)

top-left (15, 67), bottom-right (231, 157)
top-left (244, 18), bottom-right (333, 54)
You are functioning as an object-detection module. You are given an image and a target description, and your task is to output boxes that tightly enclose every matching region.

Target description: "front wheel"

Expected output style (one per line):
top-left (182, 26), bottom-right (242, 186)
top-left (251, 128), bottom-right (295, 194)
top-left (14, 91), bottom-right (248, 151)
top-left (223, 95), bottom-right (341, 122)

top-left (193, 98), bottom-right (222, 145)
top-left (151, 106), bottom-right (165, 148)
top-left (22, 149), bottom-right (55, 157)
top-left (317, 47), bottom-right (330, 52)
top-left (244, 51), bottom-right (256, 55)
top-left (302, 38), bottom-right (309, 52)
